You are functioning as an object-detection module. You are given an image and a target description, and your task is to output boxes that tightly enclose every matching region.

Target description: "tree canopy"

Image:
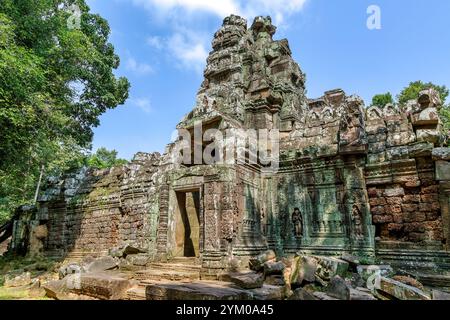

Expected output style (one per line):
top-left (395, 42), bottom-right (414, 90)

top-left (86, 148), bottom-right (128, 169)
top-left (371, 92), bottom-right (394, 107)
top-left (0, 0), bottom-right (130, 223)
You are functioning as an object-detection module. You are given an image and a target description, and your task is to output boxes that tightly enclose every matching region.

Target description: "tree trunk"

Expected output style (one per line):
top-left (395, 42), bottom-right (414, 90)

top-left (34, 164), bottom-right (45, 204)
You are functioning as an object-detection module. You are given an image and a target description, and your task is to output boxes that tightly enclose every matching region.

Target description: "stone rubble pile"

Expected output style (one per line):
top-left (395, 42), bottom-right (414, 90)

top-left (215, 250), bottom-right (450, 300)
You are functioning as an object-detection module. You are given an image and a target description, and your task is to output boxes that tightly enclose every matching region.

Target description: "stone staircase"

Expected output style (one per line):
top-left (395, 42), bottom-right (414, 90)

top-left (126, 257), bottom-right (202, 300)
top-left (45, 250), bottom-right (109, 262)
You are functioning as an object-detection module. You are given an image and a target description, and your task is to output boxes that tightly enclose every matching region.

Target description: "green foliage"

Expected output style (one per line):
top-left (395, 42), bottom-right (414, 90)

top-left (86, 147), bottom-right (128, 169)
top-left (0, 1), bottom-right (130, 222)
top-left (440, 106), bottom-right (450, 145)
top-left (371, 92), bottom-right (394, 107)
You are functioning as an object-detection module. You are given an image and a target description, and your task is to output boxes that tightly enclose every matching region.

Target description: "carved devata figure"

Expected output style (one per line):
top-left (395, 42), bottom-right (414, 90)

top-left (339, 96), bottom-right (366, 147)
top-left (351, 204), bottom-right (364, 239)
top-left (292, 207), bottom-right (303, 238)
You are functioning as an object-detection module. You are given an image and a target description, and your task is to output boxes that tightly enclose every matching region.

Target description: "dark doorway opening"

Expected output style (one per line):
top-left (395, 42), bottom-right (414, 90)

top-left (175, 190), bottom-right (201, 257)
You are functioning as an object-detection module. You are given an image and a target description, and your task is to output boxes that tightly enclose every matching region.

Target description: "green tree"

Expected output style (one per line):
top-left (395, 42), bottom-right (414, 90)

top-left (371, 92), bottom-right (394, 107)
top-left (0, 1), bottom-right (130, 222)
top-left (87, 148), bottom-right (128, 169)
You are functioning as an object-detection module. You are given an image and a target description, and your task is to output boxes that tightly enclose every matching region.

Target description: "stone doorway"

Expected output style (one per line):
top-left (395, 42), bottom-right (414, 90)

top-left (174, 190), bottom-right (201, 257)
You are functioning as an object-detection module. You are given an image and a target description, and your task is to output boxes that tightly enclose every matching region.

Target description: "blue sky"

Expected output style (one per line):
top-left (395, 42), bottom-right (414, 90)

top-left (86, 0), bottom-right (450, 160)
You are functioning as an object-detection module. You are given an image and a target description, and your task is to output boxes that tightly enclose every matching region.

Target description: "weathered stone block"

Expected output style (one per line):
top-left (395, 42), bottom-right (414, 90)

top-left (436, 161), bottom-right (450, 181)
top-left (350, 287), bottom-right (377, 300)
top-left (384, 187), bottom-right (405, 197)
top-left (263, 261), bottom-right (285, 276)
top-left (372, 215), bottom-right (393, 224)
top-left (326, 275), bottom-right (350, 300)
top-left (288, 288), bottom-right (318, 300)
top-left (85, 256), bottom-right (119, 273)
top-left (416, 129), bottom-right (439, 144)
top-left (357, 265), bottom-right (394, 282)
top-left (219, 271), bottom-right (264, 289)
top-left (432, 148), bottom-right (450, 161)
top-left (249, 250), bottom-right (276, 271)
top-left (376, 277), bottom-right (430, 300)
top-left (315, 256), bottom-right (349, 281)
top-left (291, 255), bottom-right (317, 285)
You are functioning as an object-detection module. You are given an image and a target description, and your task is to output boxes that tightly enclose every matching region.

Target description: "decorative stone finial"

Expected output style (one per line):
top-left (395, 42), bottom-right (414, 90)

top-left (251, 16), bottom-right (276, 40)
top-left (418, 88), bottom-right (442, 109)
top-left (222, 14), bottom-right (247, 28)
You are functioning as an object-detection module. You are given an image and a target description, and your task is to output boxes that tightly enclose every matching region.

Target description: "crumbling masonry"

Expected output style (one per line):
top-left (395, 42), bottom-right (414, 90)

top-left (9, 15), bottom-right (450, 278)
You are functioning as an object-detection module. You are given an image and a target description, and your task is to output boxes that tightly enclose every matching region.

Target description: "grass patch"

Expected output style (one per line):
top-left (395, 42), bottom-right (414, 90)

top-left (0, 287), bottom-right (29, 300)
top-left (0, 287), bottom-right (51, 300)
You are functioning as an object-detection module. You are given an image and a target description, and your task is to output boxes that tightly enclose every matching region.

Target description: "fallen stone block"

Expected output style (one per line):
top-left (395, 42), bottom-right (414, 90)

top-left (59, 263), bottom-right (83, 279)
top-left (313, 291), bottom-right (339, 300)
top-left (72, 272), bottom-right (133, 300)
top-left (263, 261), bottom-right (285, 276)
top-left (145, 281), bottom-right (252, 300)
top-left (219, 271), bottom-right (264, 289)
top-left (315, 256), bottom-right (349, 281)
top-left (249, 250), bottom-right (276, 271)
top-left (350, 288), bottom-right (377, 300)
top-left (326, 275), bottom-right (350, 300)
top-left (340, 254), bottom-right (361, 271)
top-left (288, 288), bottom-right (318, 300)
top-left (264, 275), bottom-right (285, 286)
top-left (392, 275), bottom-right (424, 291)
top-left (291, 255), bottom-right (317, 286)
top-left (85, 256), bottom-right (119, 273)
top-left (248, 284), bottom-right (284, 300)
top-left (357, 265), bottom-right (394, 282)
top-left (432, 289), bottom-right (450, 300)
top-left (376, 277), bottom-right (431, 300)
top-left (43, 279), bottom-right (71, 300)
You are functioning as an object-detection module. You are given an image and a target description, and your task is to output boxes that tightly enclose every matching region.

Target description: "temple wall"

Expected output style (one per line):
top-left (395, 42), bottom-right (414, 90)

top-left (368, 182), bottom-right (443, 243)
top-left (14, 153), bottom-right (163, 259)
top-left (364, 100), bottom-right (446, 248)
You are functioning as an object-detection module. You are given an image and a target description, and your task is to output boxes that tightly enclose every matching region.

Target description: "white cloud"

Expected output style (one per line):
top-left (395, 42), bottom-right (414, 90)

top-left (145, 31), bottom-right (209, 73)
top-left (131, 0), bottom-right (308, 25)
top-left (125, 57), bottom-right (154, 75)
top-left (131, 0), bottom-right (309, 73)
top-left (133, 98), bottom-right (153, 113)
top-left (167, 32), bottom-right (208, 73)
top-left (132, 0), bottom-right (240, 17)
top-left (147, 35), bottom-right (163, 49)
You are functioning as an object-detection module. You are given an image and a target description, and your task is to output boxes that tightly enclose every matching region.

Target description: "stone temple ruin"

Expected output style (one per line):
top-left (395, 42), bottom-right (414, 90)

top-left (4, 15), bottom-right (450, 299)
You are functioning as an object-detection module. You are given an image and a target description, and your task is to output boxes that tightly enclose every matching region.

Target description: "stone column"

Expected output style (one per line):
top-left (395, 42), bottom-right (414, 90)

top-left (155, 184), bottom-right (169, 260)
top-left (201, 181), bottom-right (223, 278)
top-left (439, 181), bottom-right (450, 251)
top-left (435, 155), bottom-right (450, 251)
